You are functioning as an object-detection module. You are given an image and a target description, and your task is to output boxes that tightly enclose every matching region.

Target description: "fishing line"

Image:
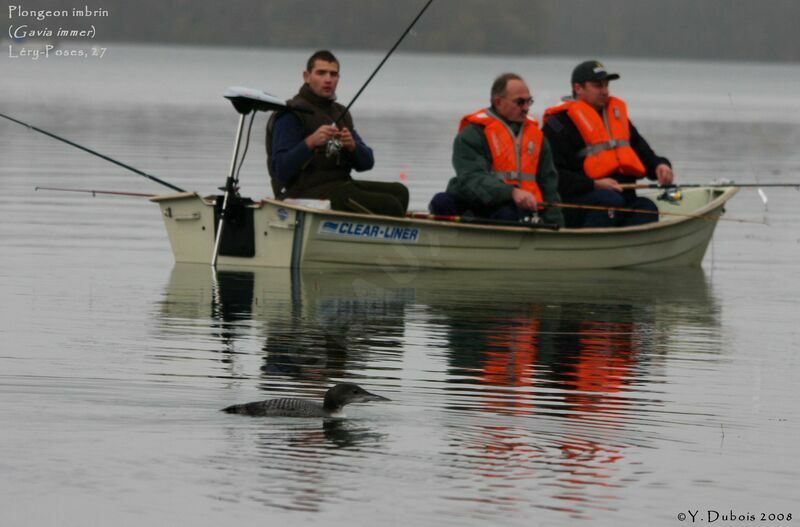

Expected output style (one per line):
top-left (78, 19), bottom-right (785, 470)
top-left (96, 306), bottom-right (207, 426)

top-left (728, 92), bottom-right (770, 212)
top-left (325, 0), bottom-right (435, 156)
top-left (335, 0), bottom-right (434, 124)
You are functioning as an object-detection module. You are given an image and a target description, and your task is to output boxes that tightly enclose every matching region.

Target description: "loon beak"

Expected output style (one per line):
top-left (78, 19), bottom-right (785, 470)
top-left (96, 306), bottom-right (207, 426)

top-left (361, 390), bottom-right (390, 403)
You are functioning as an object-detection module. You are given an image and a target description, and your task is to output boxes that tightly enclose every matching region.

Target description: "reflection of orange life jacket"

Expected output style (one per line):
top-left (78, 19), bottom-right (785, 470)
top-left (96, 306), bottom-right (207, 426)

top-left (482, 317), bottom-right (540, 389)
top-left (561, 319), bottom-right (637, 463)
top-left (543, 97), bottom-right (646, 179)
top-left (573, 320), bottom-right (637, 395)
top-left (460, 108), bottom-right (544, 204)
top-left (480, 315), bottom-right (540, 414)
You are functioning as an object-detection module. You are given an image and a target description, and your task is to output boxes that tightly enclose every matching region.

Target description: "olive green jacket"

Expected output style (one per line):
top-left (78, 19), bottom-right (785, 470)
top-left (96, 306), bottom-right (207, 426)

top-left (447, 110), bottom-right (564, 226)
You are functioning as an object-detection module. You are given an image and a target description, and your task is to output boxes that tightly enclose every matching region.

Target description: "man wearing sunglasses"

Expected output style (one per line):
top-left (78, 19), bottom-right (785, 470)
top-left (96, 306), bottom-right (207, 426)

top-left (428, 73), bottom-right (564, 226)
top-left (542, 60), bottom-right (673, 227)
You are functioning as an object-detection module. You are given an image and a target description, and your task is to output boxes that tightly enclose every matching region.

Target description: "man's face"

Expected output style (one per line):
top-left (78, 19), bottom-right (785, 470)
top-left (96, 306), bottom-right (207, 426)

top-left (574, 79), bottom-right (610, 111)
top-left (303, 60), bottom-right (340, 99)
top-left (493, 79), bottom-right (533, 123)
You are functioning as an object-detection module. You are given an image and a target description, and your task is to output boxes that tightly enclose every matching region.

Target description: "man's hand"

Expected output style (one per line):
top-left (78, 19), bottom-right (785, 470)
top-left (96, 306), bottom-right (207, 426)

top-left (593, 177), bottom-right (623, 192)
top-left (655, 163), bottom-right (674, 185)
top-left (305, 124), bottom-right (339, 149)
top-left (337, 127), bottom-right (357, 152)
top-left (511, 188), bottom-right (538, 210)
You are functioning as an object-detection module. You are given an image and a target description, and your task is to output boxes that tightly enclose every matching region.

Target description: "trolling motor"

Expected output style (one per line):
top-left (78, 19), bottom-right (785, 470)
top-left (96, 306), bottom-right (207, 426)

top-left (211, 87), bottom-right (294, 267)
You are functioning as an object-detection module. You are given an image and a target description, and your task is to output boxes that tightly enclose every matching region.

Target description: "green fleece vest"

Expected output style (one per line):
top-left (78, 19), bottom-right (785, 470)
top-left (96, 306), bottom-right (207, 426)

top-left (266, 84), bottom-right (355, 198)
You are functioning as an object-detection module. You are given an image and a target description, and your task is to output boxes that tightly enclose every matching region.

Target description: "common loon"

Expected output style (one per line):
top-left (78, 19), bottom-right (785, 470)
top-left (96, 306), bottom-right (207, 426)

top-left (222, 383), bottom-right (389, 418)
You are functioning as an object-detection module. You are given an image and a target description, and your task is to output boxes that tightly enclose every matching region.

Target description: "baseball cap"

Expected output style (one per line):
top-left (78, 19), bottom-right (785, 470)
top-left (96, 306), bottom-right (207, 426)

top-left (571, 60), bottom-right (621, 84)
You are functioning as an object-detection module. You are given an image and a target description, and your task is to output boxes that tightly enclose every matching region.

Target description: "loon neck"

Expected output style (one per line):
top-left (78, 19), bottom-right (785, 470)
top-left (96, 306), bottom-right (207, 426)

top-left (322, 396), bottom-right (342, 412)
top-left (325, 407), bottom-right (346, 418)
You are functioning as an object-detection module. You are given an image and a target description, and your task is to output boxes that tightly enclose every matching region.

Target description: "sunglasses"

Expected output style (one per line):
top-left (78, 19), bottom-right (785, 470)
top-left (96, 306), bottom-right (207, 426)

top-left (510, 97), bottom-right (534, 107)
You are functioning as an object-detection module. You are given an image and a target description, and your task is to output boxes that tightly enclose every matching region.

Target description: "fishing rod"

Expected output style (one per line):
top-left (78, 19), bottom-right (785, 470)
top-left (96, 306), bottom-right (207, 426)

top-left (621, 182), bottom-right (800, 190)
top-left (541, 201), bottom-right (763, 225)
top-left (0, 112), bottom-right (185, 193)
top-left (35, 186), bottom-right (156, 198)
top-left (326, 0), bottom-right (435, 155)
top-left (338, 0), bottom-right (433, 121)
top-left (408, 212), bottom-right (560, 230)
top-left (414, 201), bottom-right (760, 226)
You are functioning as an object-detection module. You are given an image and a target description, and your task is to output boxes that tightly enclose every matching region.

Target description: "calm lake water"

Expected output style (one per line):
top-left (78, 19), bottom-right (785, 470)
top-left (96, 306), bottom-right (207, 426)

top-left (2, 44), bottom-right (800, 526)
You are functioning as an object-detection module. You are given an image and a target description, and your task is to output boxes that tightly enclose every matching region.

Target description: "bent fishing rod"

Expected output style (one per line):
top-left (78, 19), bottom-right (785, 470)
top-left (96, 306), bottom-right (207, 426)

top-left (0, 112), bottom-right (185, 193)
top-left (326, 0), bottom-right (434, 155)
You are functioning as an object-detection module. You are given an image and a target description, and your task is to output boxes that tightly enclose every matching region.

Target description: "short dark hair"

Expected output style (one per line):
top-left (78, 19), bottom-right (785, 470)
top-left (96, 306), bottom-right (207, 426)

top-left (490, 73), bottom-right (523, 102)
top-left (306, 50), bottom-right (339, 73)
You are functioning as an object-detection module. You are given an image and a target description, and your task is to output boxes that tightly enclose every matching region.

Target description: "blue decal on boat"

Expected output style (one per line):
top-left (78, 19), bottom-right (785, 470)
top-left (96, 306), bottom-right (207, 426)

top-left (317, 221), bottom-right (420, 243)
top-left (277, 208), bottom-right (289, 221)
top-left (321, 221), bottom-right (339, 234)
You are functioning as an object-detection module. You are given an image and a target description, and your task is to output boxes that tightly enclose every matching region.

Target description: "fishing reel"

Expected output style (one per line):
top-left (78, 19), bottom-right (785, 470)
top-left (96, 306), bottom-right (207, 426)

top-left (657, 188), bottom-right (683, 204)
top-left (521, 211), bottom-right (560, 230)
top-left (325, 136), bottom-right (343, 158)
top-left (521, 211), bottom-right (542, 225)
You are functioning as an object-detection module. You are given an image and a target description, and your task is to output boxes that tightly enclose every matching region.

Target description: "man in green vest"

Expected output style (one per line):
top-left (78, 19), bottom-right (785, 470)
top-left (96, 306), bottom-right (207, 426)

top-left (267, 50), bottom-right (409, 217)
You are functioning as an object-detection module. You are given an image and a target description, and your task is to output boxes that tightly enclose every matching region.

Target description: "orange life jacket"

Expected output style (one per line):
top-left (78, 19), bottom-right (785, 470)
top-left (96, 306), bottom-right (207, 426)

top-left (543, 97), bottom-right (646, 179)
top-left (460, 108), bottom-right (544, 203)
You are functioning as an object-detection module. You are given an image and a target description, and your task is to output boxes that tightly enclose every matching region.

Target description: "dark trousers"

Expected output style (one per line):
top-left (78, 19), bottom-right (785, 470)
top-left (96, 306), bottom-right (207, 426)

top-left (291, 180), bottom-right (409, 217)
top-left (429, 192), bottom-right (527, 221)
top-left (564, 189), bottom-right (658, 228)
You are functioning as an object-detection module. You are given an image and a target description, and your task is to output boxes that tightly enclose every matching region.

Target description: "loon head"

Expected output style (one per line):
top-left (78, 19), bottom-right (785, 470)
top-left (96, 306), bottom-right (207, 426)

top-left (323, 383), bottom-right (390, 413)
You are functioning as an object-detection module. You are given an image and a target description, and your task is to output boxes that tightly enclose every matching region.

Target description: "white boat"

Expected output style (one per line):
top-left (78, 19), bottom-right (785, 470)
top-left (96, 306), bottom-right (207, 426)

top-left (150, 87), bottom-right (738, 270)
top-left (151, 186), bottom-right (737, 270)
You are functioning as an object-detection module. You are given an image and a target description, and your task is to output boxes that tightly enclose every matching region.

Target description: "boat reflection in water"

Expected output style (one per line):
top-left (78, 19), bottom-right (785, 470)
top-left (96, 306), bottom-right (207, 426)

top-left (158, 264), bottom-right (719, 514)
top-left (160, 265), bottom-right (412, 384)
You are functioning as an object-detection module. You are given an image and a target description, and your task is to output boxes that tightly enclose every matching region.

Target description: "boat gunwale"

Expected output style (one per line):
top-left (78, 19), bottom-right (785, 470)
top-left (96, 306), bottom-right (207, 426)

top-left (149, 186), bottom-right (738, 236)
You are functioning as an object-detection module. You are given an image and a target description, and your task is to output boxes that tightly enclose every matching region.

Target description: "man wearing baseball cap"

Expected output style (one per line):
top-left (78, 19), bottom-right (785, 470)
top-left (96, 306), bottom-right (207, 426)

top-left (542, 60), bottom-right (674, 227)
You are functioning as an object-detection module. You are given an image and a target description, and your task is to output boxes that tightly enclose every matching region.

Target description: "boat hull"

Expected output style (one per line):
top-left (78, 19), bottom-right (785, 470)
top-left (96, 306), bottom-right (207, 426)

top-left (150, 187), bottom-right (737, 270)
